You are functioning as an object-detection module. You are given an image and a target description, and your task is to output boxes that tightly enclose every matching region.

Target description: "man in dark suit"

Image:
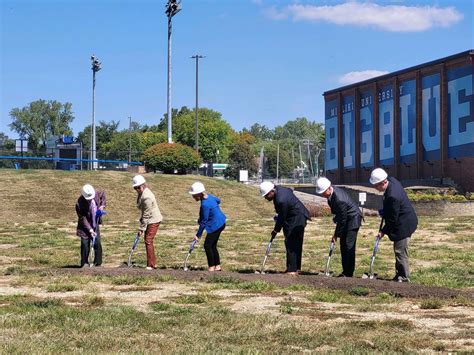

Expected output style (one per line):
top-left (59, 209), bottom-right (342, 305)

top-left (260, 181), bottom-right (311, 275)
top-left (316, 177), bottom-right (362, 277)
top-left (76, 184), bottom-right (106, 267)
top-left (370, 168), bottom-right (418, 282)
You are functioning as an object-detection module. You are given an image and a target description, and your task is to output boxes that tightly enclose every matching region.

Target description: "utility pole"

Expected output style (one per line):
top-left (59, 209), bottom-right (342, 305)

top-left (276, 143), bottom-right (280, 183)
top-left (90, 54), bottom-right (102, 170)
top-left (165, 0), bottom-right (182, 144)
top-left (128, 116), bottom-right (132, 164)
top-left (191, 54), bottom-right (204, 154)
top-left (299, 143), bottom-right (304, 184)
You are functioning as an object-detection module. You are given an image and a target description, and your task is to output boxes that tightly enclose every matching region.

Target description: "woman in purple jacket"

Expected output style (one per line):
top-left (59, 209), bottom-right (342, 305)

top-left (189, 182), bottom-right (226, 272)
top-left (76, 184), bottom-right (106, 267)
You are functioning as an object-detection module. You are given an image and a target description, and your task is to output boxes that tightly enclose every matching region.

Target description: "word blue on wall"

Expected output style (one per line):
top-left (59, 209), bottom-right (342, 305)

top-left (342, 96), bottom-right (355, 168)
top-left (360, 91), bottom-right (374, 167)
top-left (325, 99), bottom-right (338, 171)
top-left (399, 80), bottom-right (416, 163)
top-left (447, 65), bottom-right (474, 158)
top-left (378, 85), bottom-right (394, 166)
top-left (422, 73), bottom-right (441, 161)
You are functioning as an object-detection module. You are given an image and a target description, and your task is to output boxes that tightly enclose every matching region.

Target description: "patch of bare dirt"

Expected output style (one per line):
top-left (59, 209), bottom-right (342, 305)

top-left (54, 267), bottom-right (473, 300)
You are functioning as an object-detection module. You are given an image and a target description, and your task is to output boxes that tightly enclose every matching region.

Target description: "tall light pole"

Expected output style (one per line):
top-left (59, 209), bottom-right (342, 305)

top-left (165, 0), bottom-right (182, 143)
top-left (191, 54), bottom-right (204, 153)
top-left (90, 54), bottom-right (102, 170)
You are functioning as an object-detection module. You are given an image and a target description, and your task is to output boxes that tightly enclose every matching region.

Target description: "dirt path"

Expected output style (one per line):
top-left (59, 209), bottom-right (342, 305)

top-left (55, 267), bottom-right (473, 300)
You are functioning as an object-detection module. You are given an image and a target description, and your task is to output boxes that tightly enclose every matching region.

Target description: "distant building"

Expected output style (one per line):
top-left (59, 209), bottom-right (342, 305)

top-left (324, 50), bottom-right (474, 191)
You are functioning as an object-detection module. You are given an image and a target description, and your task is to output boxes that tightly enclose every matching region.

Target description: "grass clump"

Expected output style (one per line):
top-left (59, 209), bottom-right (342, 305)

top-left (349, 286), bottom-right (370, 297)
top-left (420, 298), bottom-right (443, 309)
top-left (46, 283), bottom-right (78, 292)
top-left (83, 295), bottom-right (106, 307)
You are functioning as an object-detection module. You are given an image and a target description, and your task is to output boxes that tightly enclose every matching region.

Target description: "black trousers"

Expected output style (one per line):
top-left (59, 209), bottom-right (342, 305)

top-left (340, 228), bottom-right (359, 277)
top-left (284, 225), bottom-right (305, 272)
top-left (204, 224), bottom-right (225, 267)
top-left (80, 225), bottom-right (102, 266)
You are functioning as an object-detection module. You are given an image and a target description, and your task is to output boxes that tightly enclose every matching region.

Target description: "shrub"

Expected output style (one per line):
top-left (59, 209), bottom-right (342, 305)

top-left (143, 143), bottom-right (201, 174)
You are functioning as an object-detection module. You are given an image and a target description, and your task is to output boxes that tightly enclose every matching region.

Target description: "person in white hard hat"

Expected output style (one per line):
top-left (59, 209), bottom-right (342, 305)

top-left (133, 175), bottom-right (163, 270)
top-left (259, 181), bottom-right (310, 275)
top-left (369, 168), bottom-right (418, 282)
top-left (315, 177), bottom-right (362, 277)
top-left (75, 184), bottom-right (106, 267)
top-left (189, 182), bottom-right (227, 271)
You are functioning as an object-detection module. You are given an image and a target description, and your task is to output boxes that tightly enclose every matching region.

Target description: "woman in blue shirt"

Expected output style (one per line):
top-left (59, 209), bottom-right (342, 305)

top-left (189, 182), bottom-right (226, 271)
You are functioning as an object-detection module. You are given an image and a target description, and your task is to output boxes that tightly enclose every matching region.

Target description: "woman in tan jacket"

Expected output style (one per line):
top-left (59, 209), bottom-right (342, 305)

top-left (132, 175), bottom-right (163, 269)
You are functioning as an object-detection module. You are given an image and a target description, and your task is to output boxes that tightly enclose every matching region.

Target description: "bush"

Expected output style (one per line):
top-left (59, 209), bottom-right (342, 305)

top-left (143, 143), bottom-right (201, 174)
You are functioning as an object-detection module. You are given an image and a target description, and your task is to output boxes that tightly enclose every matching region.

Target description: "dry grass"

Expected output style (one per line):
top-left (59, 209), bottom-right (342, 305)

top-left (0, 169), bottom-right (473, 352)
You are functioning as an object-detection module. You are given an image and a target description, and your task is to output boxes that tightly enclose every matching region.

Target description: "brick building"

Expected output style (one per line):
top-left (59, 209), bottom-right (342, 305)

top-left (324, 50), bottom-right (474, 192)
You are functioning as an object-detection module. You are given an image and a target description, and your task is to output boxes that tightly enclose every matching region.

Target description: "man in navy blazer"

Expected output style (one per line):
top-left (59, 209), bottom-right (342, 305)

top-left (370, 168), bottom-right (418, 282)
top-left (316, 177), bottom-right (362, 277)
top-left (260, 181), bottom-right (310, 275)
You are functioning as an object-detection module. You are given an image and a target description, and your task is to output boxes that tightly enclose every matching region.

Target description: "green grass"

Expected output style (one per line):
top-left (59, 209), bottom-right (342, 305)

top-left (0, 170), bottom-right (473, 352)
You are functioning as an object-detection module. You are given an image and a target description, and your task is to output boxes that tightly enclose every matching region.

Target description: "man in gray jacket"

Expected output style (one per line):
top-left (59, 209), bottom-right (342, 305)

top-left (133, 175), bottom-right (163, 270)
top-left (316, 177), bottom-right (362, 277)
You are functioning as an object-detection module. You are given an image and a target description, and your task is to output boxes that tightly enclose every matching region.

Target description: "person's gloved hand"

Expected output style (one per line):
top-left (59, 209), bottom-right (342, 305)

top-left (332, 216), bottom-right (337, 224)
top-left (271, 230), bottom-right (277, 239)
top-left (378, 209), bottom-right (384, 217)
top-left (96, 209), bottom-right (107, 217)
top-left (273, 215), bottom-right (278, 222)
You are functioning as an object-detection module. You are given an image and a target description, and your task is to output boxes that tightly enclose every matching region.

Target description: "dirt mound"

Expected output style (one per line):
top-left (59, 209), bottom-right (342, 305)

top-left (56, 267), bottom-right (472, 300)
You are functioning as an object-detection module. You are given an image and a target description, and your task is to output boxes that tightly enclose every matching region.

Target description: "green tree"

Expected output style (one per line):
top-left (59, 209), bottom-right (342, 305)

top-left (101, 131), bottom-right (166, 161)
top-left (77, 120), bottom-right (120, 159)
top-left (242, 123), bottom-right (274, 141)
top-left (224, 133), bottom-right (258, 180)
top-left (157, 107), bottom-right (235, 162)
top-left (9, 99), bottom-right (74, 152)
top-left (263, 142), bottom-right (293, 179)
top-left (143, 143), bottom-right (201, 174)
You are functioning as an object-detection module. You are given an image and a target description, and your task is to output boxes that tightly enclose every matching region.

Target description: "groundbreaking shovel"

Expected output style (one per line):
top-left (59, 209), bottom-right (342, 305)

top-left (255, 235), bottom-right (275, 274)
top-left (127, 233), bottom-right (141, 267)
top-left (362, 218), bottom-right (384, 279)
top-left (183, 239), bottom-right (198, 271)
top-left (324, 240), bottom-right (336, 276)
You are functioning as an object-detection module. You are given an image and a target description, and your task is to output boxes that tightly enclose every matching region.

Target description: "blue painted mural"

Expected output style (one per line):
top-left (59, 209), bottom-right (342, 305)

top-left (447, 65), bottom-right (474, 158)
top-left (422, 73), bottom-right (441, 161)
top-left (378, 85), bottom-right (394, 165)
top-left (360, 91), bottom-right (374, 167)
top-left (399, 79), bottom-right (416, 163)
top-left (342, 95), bottom-right (355, 168)
top-left (325, 99), bottom-right (338, 171)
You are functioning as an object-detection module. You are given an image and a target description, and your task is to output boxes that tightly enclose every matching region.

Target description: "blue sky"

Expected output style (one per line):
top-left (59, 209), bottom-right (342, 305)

top-left (1, 0), bottom-right (473, 137)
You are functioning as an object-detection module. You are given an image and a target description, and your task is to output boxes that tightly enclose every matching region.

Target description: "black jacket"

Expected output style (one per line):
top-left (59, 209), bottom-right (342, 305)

top-left (273, 186), bottom-right (310, 235)
top-left (382, 177), bottom-right (418, 241)
top-left (327, 186), bottom-right (362, 237)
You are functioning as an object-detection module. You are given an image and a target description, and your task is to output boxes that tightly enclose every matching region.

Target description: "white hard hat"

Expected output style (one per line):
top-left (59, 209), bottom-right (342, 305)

top-left (81, 184), bottom-right (95, 200)
top-left (315, 177), bottom-right (331, 194)
top-left (259, 181), bottom-right (275, 197)
top-left (189, 182), bottom-right (205, 195)
top-left (132, 175), bottom-right (146, 187)
top-left (369, 168), bottom-right (388, 185)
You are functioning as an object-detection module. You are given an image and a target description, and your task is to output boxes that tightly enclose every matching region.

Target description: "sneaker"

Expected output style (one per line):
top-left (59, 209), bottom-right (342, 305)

top-left (394, 276), bottom-right (410, 283)
top-left (146, 266), bottom-right (156, 270)
top-left (81, 263), bottom-right (90, 268)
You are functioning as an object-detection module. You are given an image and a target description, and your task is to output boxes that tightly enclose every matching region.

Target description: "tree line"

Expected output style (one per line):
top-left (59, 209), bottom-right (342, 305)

top-left (2, 99), bottom-right (325, 179)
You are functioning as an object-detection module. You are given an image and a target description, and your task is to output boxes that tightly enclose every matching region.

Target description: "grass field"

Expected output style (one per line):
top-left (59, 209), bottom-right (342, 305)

top-left (0, 170), bottom-right (473, 352)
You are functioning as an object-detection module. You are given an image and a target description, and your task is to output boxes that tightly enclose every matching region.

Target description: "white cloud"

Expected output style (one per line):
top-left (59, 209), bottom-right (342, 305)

top-left (266, 1), bottom-right (463, 32)
top-left (338, 70), bottom-right (390, 85)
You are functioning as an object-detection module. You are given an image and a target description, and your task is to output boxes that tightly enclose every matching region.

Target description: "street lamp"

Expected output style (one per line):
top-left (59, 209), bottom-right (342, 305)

top-left (165, 0), bottom-right (182, 143)
top-left (191, 54), bottom-right (204, 153)
top-left (91, 54), bottom-right (102, 170)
